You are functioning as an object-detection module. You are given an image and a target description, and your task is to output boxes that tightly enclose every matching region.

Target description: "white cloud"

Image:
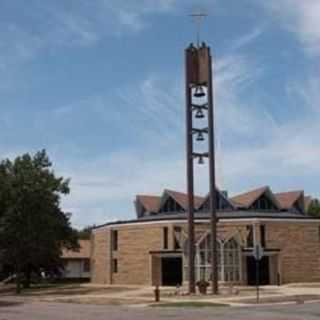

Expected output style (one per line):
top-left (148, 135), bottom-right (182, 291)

top-left (0, 0), bottom-right (178, 70)
top-left (55, 49), bottom-right (319, 226)
top-left (2, 43), bottom-right (318, 227)
top-left (59, 152), bottom-right (187, 227)
top-left (229, 27), bottom-right (264, 51)
top-left (113, 0), bottom-right (177, 31)
top-left (2, 0), bottom-right (319, 226)
top-left (221, 74), bottom-right (320, 196)
top-left (261, 0), bottom-right (320, 55)
top-left (55, 52), bottom-right (269, 226)
top-left (214, 53), bottom-right (266, 139)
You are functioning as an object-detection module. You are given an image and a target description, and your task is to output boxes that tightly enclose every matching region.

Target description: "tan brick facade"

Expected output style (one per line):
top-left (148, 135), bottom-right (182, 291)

top-left (92, 222), bottom-right (173, 285)
top-left (266, 222), bottom-right (320, 283)
top-left (91, 228), bottom-right (112, 284)
top-left (92, 219), bottom-right (320, 286)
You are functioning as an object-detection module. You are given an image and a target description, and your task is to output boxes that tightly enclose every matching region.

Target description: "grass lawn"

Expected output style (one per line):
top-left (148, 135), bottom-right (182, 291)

top-left (151, 301), bottom-right (228, 308)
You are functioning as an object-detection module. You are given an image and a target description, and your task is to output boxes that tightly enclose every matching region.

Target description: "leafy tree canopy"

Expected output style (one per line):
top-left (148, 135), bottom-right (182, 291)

top-left (308, 199), bottom-right (320, 217)
top-left (0, 150), bottom-right (79, 293)
top-left (77, 225), bottom-right (95, 240)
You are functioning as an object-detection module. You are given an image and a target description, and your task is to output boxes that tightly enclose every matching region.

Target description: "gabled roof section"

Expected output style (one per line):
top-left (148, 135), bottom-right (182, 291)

top-left (198, 189), bottom-right (235, 211)
top-left (230, 186), bottom-right (281, 210)
top-left (275, 191), bottom-right (304, 210)
top-left (162, 189), bottom-right (204, 211)
top-left (136, 195), bottom-right (161, 213)
top-left (231, 186), bottom-right (268, 208)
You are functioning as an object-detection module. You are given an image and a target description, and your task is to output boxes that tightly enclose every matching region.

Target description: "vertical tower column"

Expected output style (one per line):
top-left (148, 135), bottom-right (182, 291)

top-left (185, 47), bottom-right (195, 294)
top-left (207, 51), bottom-right (218, 294)
top-left (185, 42), bottom-right (218, 294)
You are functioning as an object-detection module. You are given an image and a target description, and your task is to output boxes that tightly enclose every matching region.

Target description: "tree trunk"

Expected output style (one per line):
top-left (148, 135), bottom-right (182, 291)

top-left (16, 264), bottom-right (21, 294)
top-left (23, 268), bottom-right (31, 289)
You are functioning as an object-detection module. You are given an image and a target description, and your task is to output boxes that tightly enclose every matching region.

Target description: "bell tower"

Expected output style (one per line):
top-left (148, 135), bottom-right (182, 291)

top-left (185, 41), bottom-right (218, 294)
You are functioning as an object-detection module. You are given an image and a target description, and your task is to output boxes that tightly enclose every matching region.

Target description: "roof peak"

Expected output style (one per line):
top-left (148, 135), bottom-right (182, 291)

top-left (230, 186), bottom-right (278, 209)
top-left (275, 190), bottom-right (304, 195)
top-left (136, 194), bottom-right (160, 198)
top-left (275, 190), bottom-right (304, 210)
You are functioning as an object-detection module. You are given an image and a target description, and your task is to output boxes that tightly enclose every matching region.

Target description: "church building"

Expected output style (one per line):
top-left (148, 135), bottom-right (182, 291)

top-left (91, 186), bottom-right (320, 286)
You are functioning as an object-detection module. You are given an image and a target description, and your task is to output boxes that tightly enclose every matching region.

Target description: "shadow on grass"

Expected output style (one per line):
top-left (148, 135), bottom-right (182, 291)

top-left (151, 302), bottom-right (229, 308)
top-left (0, 301), bottom-right (24, 307)
top-left (0, 284), bottom-right (137, 297)
top-left (237, 294), bottom-right (320, 304)
top-left (55, 298), bottom-right (153, 305)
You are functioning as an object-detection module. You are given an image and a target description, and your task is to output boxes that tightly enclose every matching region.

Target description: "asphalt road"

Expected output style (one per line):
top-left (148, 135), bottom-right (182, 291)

top-left (0, 301), bottom-right (320, 320)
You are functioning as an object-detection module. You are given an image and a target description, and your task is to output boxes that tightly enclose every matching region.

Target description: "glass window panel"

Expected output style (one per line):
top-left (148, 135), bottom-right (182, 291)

top-left (194, 234), bottom-right (241, 283)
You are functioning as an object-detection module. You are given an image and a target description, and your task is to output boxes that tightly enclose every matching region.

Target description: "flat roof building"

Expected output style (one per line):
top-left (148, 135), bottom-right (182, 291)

top-left (61, 240), bottom-right (91, 280)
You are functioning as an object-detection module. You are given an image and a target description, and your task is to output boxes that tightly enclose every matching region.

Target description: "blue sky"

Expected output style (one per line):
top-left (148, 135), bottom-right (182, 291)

top-left (1, 0), bottom-right (320, 228)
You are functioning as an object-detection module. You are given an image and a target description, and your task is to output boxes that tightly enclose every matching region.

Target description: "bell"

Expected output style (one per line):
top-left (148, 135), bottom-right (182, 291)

top-left (194, 86), bottom-right (205, 98)
top-left (198, 156), bottom-right (205, 165)
top-left (196, 131), bottom-right (204, 142)
top-left (195, 109), bottom-right (205, 119)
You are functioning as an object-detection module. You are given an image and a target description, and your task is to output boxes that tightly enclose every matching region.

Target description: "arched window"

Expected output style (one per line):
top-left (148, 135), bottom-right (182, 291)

top-left (223, 238), bottom-right (241, 282)
top-left (184, 234), bottom-right (241, 283)
top-left (197, 234), bottom-right (222, 282)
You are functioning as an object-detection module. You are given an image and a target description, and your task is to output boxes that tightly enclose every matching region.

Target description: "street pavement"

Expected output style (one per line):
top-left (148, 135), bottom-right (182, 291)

top-left (0, 301), bottom-right (320, 320)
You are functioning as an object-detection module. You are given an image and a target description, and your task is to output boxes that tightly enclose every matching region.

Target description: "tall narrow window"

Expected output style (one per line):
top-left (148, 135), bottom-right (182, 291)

top-left (246, 225), bottom-right (253, 247)
top-left (174, 226), bottom-right (182, 249)
top-left (260, 198), bottom-right (267, 210)
top-left (260, 225), bottom-right (266, 248)
top-left (163, 227), bottom-right (168, 249)
top-left (112, 230), bottom-right (118, 251)
top-left (112, 259), bottom-right (118, 273)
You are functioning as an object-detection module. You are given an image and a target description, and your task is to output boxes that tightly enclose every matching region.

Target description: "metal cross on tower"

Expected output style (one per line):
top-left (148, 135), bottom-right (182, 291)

top-left (185, 14), bottom-right (218, 295)
top-left (190, 11), bottom-right (208, 47)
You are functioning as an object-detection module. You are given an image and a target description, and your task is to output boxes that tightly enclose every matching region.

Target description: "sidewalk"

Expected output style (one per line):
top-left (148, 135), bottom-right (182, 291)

top-left (2, 283), bottom-right (320, 307)
top-left (40, 283), bottom-right (320, 307)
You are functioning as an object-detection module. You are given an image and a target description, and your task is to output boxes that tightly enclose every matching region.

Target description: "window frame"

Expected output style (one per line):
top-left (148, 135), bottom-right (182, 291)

top-left (112, 230), bottom-right (118, 251)
top-left (260, 224), bottom-right (266, 248)
top-left (163, 227), bottom-right (168, 249)
top-left (112, 259), bottom-right (118, 273)
top-left (246, 225), bottom-right (254, 248)
top-left (174, 226), bottom-right (182, 250)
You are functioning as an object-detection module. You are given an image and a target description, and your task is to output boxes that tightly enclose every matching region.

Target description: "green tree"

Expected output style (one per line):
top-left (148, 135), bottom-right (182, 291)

top-left (0, 150), bottom-right (79, 293)
top-left (77, 225), bottom-right (95, 240)
top-left (308, 199), bottom-right (320, 217)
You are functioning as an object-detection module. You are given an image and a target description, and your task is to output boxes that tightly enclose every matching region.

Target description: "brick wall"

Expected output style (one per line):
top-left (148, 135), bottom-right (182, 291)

top-left (91, 228), bottom-right (111, 284)
top-left (92, 223), bottom-right (171, 285)
top-left (91, 220), bottom-right (320, 285)
top-left (112, 224), bottom-right (167, 285)
top-left (266, 222), bottom-right (320, 283)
